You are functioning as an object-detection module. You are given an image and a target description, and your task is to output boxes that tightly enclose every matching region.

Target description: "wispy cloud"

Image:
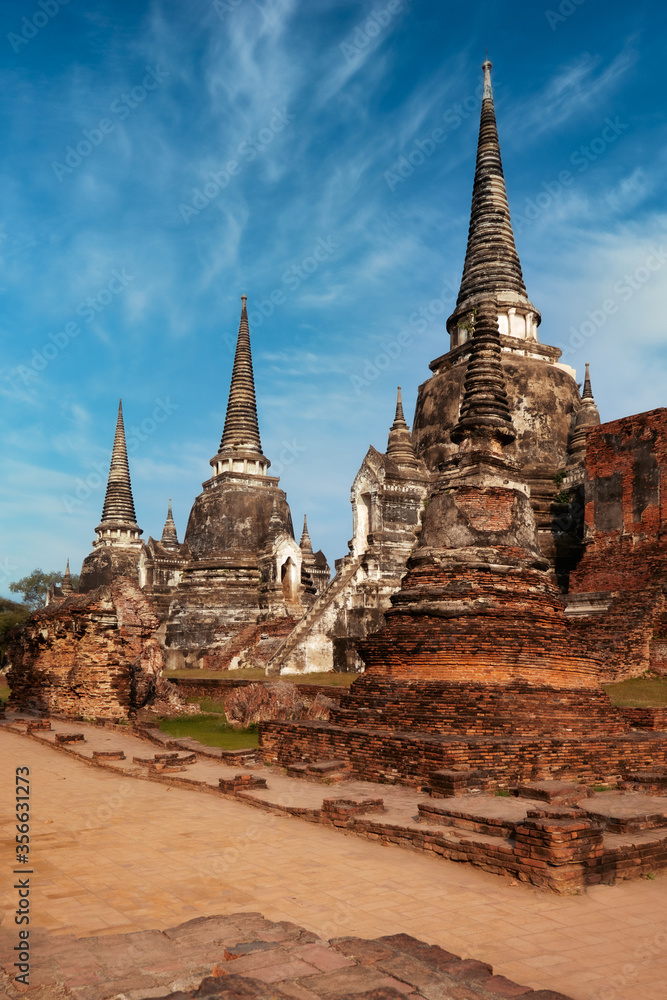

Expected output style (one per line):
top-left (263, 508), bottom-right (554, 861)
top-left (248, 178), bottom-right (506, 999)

top-left (510, 41), bottom-right (639, 135)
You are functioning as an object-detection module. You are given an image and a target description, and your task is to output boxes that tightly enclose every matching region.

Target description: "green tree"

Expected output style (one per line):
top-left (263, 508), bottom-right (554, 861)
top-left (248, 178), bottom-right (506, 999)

top-left (8, 568), bottom-right (79, 610)
top-left (0, 596), bottom-right (30, 668)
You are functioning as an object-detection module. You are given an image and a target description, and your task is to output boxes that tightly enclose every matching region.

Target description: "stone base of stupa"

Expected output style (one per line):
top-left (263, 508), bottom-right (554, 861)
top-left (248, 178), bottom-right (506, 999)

top-left (260, 701), bottom-right (667, 788)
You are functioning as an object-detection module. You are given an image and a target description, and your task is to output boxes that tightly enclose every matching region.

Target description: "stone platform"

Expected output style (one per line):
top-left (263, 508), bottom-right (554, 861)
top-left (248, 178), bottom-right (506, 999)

top-left (259, 716), bottom-right (667, 788)
top-left (5, 712), bottom-right (667, 895)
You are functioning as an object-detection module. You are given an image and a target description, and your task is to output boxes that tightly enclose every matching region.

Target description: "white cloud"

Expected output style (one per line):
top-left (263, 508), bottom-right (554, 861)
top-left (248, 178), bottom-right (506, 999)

top-left (510, 42), bottom-right (639, 135)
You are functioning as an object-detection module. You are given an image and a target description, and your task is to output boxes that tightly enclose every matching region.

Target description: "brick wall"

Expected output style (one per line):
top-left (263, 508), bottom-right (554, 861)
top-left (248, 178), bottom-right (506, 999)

top-left (572, 408), bottom-right (666, 593)
top-left (568, 408), bottom-right (667, 679)
top-left (328, 676), bottom-right (628, 737)
top-left (619, 707), bottom-right (667, 730)
top-left (260, 719), bottom-right (667, 787)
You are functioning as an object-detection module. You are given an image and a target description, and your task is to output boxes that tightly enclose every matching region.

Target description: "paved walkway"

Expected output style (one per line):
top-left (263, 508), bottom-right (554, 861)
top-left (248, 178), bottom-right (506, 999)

top-left (1, 728), bottom-right (667, 1000)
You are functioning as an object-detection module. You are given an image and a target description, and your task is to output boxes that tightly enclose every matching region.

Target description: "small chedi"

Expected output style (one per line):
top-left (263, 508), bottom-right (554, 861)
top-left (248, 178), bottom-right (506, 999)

top-left (78, 400), bottom-right (145, 592)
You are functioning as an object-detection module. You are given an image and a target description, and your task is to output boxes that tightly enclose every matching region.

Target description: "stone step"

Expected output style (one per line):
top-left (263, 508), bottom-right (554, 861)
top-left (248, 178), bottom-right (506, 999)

top-left (286, 758), bottom-right (353, 782)
top-left (322, 797), bottom-right (385, 823)
top-left (27, 719), bottom-right (51, 731)
top-left (417, 795), bottom-right (530, 838)
top-left (565, 789), bottom-right (667, 835)
top-left (525, 806), bottom-right (587, 820)
top-left (509, 780), bottom-right (590, 805)
top-left (426, 768), bottom-right (491, 797)
top-left (92, 749), bottom-right (126, 761)
top-left (418, 805), bottom-right (515, 838)
top-left (619, 771), bottom-right (667, 793)
top-left (219, 773), bottom-right (268, 792)
top-left (267, 555), bottom-right (363, 672)
top-left (132, 752), bottom-right (196, 772)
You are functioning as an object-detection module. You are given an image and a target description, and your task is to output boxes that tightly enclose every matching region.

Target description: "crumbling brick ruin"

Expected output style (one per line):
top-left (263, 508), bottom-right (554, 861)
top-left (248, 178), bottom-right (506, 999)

top-left (566, 408), bottom-right (667, 679)
top-left (6, 579), bottom-right (167, 718)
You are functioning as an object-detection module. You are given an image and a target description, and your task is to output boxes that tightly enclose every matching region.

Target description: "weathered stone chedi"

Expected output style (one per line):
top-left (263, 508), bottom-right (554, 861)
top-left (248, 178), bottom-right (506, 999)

top-left (360, 300), bottom-right (603, 695)
top-left (261, 300), bottom-right (658, 784)
top-left (163, 296), bottom-right (329, 669)
top-left (411, 58), bottom-right (583, 570)
top-left (271, 55), bottom-right (602, 676)
top-left (267, 56), bottom-right (664, 680)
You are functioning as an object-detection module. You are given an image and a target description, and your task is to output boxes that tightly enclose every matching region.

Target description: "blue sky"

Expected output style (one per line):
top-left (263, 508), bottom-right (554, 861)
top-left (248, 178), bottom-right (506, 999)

top-left (1, 0), bottom-right (666, 595)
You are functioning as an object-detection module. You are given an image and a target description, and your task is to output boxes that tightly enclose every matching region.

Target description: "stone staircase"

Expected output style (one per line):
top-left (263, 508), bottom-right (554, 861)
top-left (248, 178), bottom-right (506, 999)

top-left (213, 622), bottom-right (260, 669)
top-left (200, 617), bottom-right (298, 671)
top-left (266, 555), bottom-right (363, 674)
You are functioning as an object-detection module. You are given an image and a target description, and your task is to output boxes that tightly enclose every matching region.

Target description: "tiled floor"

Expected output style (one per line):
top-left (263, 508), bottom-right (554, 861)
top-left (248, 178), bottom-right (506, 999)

top-left (2, 728), bottom-right (667, 1000)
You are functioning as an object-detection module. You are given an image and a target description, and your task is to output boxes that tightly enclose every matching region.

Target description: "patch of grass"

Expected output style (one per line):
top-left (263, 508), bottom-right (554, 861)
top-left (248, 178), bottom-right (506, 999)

top-left (592, 784), bottom-right (612, 792)
top-left (189, 696), bottom-right (229, 715)
top-left (602, 676), bottom-right (667, 708)
top-left (164, 669), bottom-right (358, 687)
top-left (494, 789), bottom-right (511, 797)
top-left (0, 679), bottom-right (10, 704)
top-left (165, 668), bottom-right (266, 681)
top-left (288, 672), bottom-right (358, 687)
top-left (158, 714), bottom-right (259, 750)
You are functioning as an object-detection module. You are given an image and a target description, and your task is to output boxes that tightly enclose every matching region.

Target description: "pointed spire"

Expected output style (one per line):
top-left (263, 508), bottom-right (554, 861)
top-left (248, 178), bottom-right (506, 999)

top-left (582, 362), bottom-right (595, 401)
top-left (482, 55), bottom-right (493, 98)
top-left (450, 299), bottom-right (515, 445)
top-left (219, 296), bottom-right (264, 457)
top-left (386, 387), bottom-right (420, 469)
top-left (161, 499), bottom-right (179, 549)
top-left (394, 386), bottom-right (406, 424)
top-left (447, 58), bottom-right (540, 345)
top-left (568, 363), bottom-right (600, 466)
top-left (457, 57), bottom-right (526, 304)
top-left (300, 515), bottom-right (313, 553)
top-left (62, 559), bottom-right (73, 595)
top-left (210, 297), bottom-right (270, 479)
top-left (98, 401), bottom-right (141, 530)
